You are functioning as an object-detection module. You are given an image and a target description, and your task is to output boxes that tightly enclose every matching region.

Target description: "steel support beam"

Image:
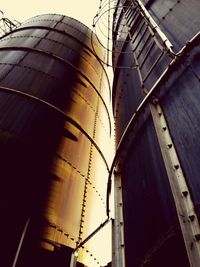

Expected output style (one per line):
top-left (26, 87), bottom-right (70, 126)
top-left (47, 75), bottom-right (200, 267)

top-left (112, 170), bottom-right (125, 267)
top-left (12, 218), bottom-right (30, 267)
top-left (149, 102), bottom-right (200, 267)
top-left (70, 253), bottom-right (77, 267)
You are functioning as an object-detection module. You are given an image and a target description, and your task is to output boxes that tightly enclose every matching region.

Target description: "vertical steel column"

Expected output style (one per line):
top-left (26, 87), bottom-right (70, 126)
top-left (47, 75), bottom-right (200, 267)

top-left (12, 218), bottom-right (30, 267)
top-left (112, 170), bottom-right (125, 267)
top-left (70, 253), bottom-right (77, 267)
top-left (149, 102), bottom-right (200, 267)
top-left (107, 0), bottom-right (111, 66)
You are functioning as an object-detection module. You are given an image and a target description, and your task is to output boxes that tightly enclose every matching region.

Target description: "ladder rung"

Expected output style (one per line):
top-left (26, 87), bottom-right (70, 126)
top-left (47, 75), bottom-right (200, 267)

top-left (142, 50), bottom-right (164, 83)
top-left (132, 24), bottom-right (148, 52)
top-left (129, 9), bottom-right (141, 34)
top-left (139, 40), bottom-right (155, 69)
top-left (136, 32), bottom-right (152, 59)
top-left (131, 20), bottom-right (146, 46)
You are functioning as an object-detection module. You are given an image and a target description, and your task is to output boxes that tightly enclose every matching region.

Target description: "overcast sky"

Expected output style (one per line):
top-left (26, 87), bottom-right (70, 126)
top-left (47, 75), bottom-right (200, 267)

top-left (0, 0), bottom-right (100, 29)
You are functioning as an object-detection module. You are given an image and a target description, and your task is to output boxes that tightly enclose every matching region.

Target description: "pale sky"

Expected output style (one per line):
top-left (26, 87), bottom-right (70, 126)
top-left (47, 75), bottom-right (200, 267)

top-left (0, 0), bottom-right (114, 69)
top-left (0, 0), bottom-right (100, 29)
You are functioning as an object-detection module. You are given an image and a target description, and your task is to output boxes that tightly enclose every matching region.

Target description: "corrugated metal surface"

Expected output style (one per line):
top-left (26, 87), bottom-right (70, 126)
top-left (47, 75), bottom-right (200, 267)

top-left (112, 0), bottom-right (200, 266)
top-left (0, 14), bottom-right (112, 267)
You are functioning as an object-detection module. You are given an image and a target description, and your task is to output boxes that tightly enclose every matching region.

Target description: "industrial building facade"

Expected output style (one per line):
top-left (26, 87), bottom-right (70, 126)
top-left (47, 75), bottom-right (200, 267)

top-left (0, 14), bottom-right (112, 267)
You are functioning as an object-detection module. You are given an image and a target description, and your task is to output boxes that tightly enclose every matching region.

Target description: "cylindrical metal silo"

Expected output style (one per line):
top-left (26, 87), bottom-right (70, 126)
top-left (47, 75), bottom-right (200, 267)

top-left (112, 0), bottom-right (200, 266)
top-left (0, 14), bottom-right (112, 267)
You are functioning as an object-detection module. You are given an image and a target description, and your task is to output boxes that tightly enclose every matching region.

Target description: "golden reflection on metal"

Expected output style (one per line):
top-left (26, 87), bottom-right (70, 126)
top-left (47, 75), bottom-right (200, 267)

top-left (40, 33), bottom-right (112, 266)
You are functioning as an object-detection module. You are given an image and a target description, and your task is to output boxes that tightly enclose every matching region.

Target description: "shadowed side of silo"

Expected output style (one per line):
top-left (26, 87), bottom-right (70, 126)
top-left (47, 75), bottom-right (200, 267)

top-left (112, 0), bottom-right (200, 267)
top-left (0, 14), bottom-right (112, 267)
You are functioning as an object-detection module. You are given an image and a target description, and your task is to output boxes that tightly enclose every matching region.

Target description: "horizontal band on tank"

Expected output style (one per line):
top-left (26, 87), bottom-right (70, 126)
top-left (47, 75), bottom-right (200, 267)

top-left (0, 46), bottom-right (112, 135)
top-left (0, 61), bottom-right (109, 136)
top-left (0, 25), bottom-right (111, 100)
top-left (0, 34), bottom-right (111, 105)
top-left (0, 85), bottom-right (110, 172)
top-left (41, 234), bottom-right (102, 264)
top-left (107, 30), bottom-right (200, 216)
top-left (55, 154), bottom-right (107, 206)
top-left (36, 215), bottom-right (103, 264)
top-left (75, 217), bottom-right (110, 250)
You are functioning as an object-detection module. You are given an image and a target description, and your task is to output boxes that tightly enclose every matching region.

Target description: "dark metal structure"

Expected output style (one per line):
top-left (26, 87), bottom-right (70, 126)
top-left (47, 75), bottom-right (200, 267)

top-left (111, 0), bottom-right (200, 266)
top-left (0, 10), bottom-right (20, 37)
top-left (0, 14), bottom-right (112, 267)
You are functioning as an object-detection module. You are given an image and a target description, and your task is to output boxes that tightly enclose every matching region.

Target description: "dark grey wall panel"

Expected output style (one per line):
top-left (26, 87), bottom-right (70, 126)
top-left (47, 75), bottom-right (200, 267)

top-left (121, 116), bottom-right (189, 267)
top-left (147, 0), bottom-right (200, 52)
top-left (112, 1), bottom-right (200, 266)
top-left (161, 47), bottom-right (200, 210)
top-left (113, 45), bottom-right (144, 143)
